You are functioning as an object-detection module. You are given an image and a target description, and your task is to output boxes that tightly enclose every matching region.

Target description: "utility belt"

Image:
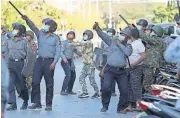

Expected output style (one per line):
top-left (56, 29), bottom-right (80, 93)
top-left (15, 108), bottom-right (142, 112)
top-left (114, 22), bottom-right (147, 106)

top-left (107, 64), bottom-right (125, 71)
top-left (9, 58), bottom-right (25, 62)
top-left (38, 57), bottom-right (54, 60)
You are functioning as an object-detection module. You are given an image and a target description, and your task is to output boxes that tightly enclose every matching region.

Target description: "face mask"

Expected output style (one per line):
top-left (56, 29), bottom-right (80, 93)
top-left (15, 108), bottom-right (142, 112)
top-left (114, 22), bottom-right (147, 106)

top-left (42, 25), bottom-right (50, 32)
top-left (107, 32), bottom-right (113, 37)
top-left (127, 40), bottom-right (132, 45)
top-left (118, 34), bottom-right (125, 41)
top-left (136, 25), bottom-right (141, 30)
top-left (176, 28), bottom-right (180, 35)
top-left (150, 31), bottom-right (156, 36)
top-left (83, 37), bottom-right (88, 41)
top-left (12, 30), bottom-right (18, 37)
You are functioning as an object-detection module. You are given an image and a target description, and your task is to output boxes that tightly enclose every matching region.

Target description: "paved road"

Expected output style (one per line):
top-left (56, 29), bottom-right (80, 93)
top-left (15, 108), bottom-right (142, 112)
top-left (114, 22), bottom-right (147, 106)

top-left (5, 59), bottom-right (138, 118)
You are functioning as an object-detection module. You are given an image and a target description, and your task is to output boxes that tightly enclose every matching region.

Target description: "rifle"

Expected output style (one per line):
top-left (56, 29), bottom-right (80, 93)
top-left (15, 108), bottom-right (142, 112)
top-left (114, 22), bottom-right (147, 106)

top-left (9, 1), bottom-right (23, 17)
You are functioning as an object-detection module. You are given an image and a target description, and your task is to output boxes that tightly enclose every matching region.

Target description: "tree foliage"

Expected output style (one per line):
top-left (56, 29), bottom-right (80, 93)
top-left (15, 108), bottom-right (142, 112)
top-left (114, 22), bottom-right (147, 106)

top-left (152, 3), bottom-right (178, 23)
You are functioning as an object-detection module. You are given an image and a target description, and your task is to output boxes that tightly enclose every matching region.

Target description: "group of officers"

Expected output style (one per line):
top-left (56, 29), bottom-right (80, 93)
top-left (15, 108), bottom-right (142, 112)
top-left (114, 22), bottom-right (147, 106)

top-left (1, 13), bottom-right (180, 114)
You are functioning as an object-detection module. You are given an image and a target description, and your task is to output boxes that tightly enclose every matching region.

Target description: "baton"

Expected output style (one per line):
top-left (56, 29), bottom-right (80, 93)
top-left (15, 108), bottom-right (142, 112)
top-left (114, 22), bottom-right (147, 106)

top-left (119, 14), bottom-right (136, 28)
top-left (119, 14), bottom-right (130, 25)
top-left (9, 1), bottom-right (23, 17)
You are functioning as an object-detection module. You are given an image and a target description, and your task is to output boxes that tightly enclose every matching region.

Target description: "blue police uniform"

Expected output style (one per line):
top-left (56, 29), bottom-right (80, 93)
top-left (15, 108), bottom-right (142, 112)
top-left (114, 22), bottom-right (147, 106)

top-left (60, 39), bottom-right (81, 93)
top-left (96, 29), bottom-right (132, 112)
top-left (25, 18), bottom-right (61, 107)
top-left (6, 37), bottom-right (29, 107)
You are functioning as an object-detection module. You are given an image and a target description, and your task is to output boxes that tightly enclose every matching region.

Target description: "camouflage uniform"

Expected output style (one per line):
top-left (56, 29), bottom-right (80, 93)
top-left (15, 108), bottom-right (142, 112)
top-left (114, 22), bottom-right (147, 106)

top-left (139, 31), bottom-right (166, 92)
top-left (79, 40), bottom-right (99, 94)
top-left (26, 40), bottom-right (37, 90)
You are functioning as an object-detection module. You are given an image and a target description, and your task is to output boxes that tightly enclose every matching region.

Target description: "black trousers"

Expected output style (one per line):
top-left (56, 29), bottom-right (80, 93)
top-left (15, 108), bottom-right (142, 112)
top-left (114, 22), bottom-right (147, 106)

top-left (101, 64), bottom-right (128, 111)
top-left (31, 57), bottom-right (54, 106)
top-left (100, 54), bottom-right (116, 93)
top-left (61, 59), bottom-right (76, 92)
top-left (8, 60), bottom-right (29, 104)
top-left (100, 77), bottom-right (116, 93)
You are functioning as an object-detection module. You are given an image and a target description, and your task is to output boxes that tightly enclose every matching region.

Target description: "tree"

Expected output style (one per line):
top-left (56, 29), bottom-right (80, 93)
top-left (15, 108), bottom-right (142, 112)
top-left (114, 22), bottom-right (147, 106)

top-left (152, 3), bottom-right (178, 23)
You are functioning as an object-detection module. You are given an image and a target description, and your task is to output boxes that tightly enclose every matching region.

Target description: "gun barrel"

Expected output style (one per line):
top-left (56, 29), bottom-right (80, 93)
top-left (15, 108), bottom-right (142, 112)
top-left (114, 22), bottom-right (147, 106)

top-left (9, 1), bottom-right (23, 16)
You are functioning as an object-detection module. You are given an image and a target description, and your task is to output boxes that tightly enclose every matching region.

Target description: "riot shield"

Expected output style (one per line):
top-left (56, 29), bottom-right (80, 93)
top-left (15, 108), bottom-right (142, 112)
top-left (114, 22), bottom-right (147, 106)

top-left (93, 47), bottom-right (104, 71)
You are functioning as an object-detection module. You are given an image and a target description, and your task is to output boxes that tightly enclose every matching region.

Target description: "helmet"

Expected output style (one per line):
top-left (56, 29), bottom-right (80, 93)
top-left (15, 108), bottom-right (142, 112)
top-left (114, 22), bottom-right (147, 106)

top-left (120, 27), bottom-right (132, 38)
top-left (107, 28), bottom-right (116, 35)
top-left (136, 19), bottom-right (148, 27)
top-left (131, 28), bottom-right (139, 39)
top-left (152, 25), bottom-right (164, 37)
top-left (83, 30), bottom-right (93, 40)
top-left (164, 26), bottom-right (174, 36)
top-left (146, 24), bottom-right (155, 30)
top-left (42, 18), bottom-right (57, 33)
top-left (174, 14), bottom-right (180, 24)
top-left (26, 30), bottom-right (34, 39)
top-left (12, 23), bottom-right (26, 36)
top-left (67, 30), bottom-right (75, 38)
top-left (42, 18), bottom-right (53, 24)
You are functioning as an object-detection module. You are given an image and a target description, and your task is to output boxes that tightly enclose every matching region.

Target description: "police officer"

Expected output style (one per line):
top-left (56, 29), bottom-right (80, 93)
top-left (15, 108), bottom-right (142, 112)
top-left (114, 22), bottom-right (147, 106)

top-left (22, 16), bottom-right (61, 111)
top-left (100, 28), bottom-right (117, 96)
top-left (60, 31), bottom-right (82, 95)
top-left (6, 23), bottom-right (30, 110)
top-left (93, 23), bottom-right (132, 113)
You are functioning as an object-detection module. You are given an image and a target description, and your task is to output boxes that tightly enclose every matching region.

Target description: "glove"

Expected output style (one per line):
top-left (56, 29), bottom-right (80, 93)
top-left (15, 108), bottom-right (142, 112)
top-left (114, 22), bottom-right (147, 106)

top-left (21, 15), bottom-right (28, 21)
top-left (93, 22), bottom-right (101, 31)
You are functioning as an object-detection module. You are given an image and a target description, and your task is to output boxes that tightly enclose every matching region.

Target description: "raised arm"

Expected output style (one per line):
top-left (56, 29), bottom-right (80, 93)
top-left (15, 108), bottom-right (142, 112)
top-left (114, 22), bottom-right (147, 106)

top-left (22, 15), bottom-right (40, 39)
top-left (95, 29), bottom-right (112, 46)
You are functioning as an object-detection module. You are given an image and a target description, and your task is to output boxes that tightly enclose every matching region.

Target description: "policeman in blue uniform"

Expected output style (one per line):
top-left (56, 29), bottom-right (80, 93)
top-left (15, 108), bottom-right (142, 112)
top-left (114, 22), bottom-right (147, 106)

top-left (22, 16), bottom-right (61, 111)
top-left (6, 23), bottom-right (30, 110)
top-left (93, 23), bottom-right (132, 114)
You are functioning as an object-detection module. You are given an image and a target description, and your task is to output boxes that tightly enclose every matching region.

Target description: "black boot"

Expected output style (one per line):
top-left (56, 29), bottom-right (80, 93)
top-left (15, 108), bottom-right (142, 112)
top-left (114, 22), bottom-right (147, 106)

top-left (45, 105), bottom-right (52, 111)
top-left (6, 103), bottom-right (17, 111)
top-left (28, 103), bottom-right (42, 110)
top-left (20, 102), bottom-right (28, 110)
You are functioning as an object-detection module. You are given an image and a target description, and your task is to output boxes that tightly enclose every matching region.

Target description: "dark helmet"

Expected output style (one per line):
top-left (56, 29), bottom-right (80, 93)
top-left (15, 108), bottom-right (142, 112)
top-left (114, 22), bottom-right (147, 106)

top-left (152, 25), bottom-right (164, 37)
top-left (136, 19), bottom-right (148, 27)
top-left (107, 28), bottom-right (116, 35)
top-left (146, 24), bottom-right (155, 30)
top-left (120, 27), bottom-right (132, 38)
top-left (42, 18), bottom-right (57, 33)
top-left (67, 30), bottom-right (75, 38)
top-left (174, 14), bottom-right (180, 24)
top-left (26, 30), bottom-right (34, 39)
top-left (164, 26), bottom-right (174, 36)
top-left (83, 30), bottom-right (93, 40)
top-left (12, 23), bottom-right (26, 36)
